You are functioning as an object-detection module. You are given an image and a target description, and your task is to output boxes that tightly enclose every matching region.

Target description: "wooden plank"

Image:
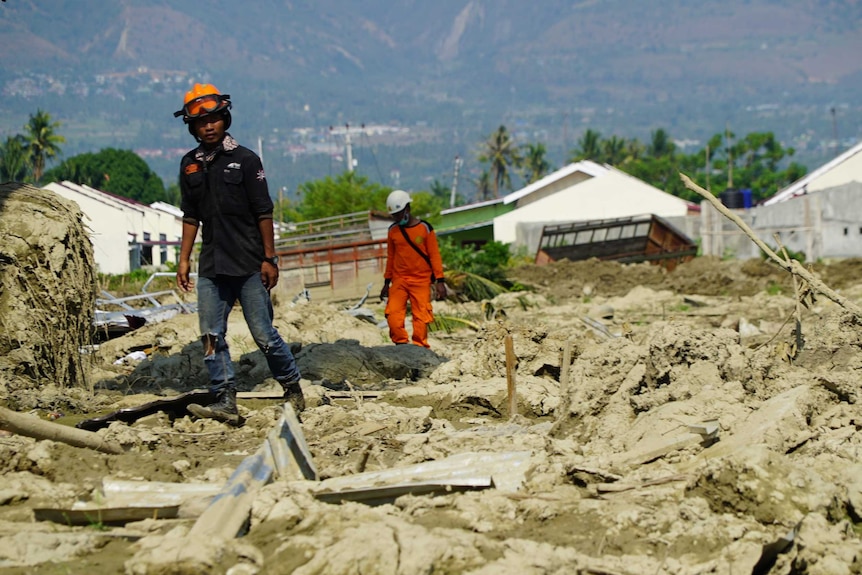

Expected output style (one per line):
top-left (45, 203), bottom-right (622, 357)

top-left (505, 335), bottom-right (517, 418)
top-left (34, 505), bottom-right (178, 526)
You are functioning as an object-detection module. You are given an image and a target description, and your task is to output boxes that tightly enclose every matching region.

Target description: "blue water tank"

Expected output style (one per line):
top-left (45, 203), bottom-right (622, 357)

top-left (741, 188), bottom-right (753, 209)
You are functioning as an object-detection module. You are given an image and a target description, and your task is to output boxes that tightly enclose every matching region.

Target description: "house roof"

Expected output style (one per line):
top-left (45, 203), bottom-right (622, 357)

top-left (440, 160), bottom-right (610, 215)
top-left (440, 196), bottom-right (504, 215)
top-left (437, 220), bottom-right (494, 236)
top-left (763, 140), bottom-right (862, 206)
top-left (502, 160), bottom-right (608, 205)
top-left (150, 201), bottom-right (183, 218)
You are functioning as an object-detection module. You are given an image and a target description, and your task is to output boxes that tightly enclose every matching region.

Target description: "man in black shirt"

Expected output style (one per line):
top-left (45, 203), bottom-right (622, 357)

top-left (174, 83), bottom-right (304, 425)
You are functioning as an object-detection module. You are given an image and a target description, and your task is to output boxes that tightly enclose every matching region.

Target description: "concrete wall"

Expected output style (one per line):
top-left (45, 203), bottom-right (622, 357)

top-left (666, 182), bottom-right (862, 262)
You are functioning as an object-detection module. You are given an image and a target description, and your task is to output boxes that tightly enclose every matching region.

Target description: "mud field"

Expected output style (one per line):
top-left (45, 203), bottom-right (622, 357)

top-left (2, 255), bottom-right (862, 574)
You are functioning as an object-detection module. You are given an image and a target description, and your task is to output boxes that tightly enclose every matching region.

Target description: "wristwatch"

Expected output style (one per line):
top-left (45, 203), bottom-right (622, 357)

top-left (264, 255), bottom-right (279, 266)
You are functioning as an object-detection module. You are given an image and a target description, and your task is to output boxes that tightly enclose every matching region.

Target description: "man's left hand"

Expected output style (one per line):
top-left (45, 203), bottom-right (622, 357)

top-left (435, 281), bottom-right (447, 301)
top-left (261, 261), bottom-right (279, 290)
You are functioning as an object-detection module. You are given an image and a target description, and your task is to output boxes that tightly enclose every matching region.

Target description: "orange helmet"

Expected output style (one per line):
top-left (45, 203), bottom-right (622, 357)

top-left (173, 83), bottom-right (232, 123)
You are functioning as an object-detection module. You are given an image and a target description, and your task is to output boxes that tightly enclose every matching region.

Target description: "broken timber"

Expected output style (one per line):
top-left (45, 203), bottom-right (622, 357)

top-left (0, 406), bottom-right (123, 454)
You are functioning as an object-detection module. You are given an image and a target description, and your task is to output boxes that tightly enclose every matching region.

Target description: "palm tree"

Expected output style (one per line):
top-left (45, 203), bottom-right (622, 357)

top-left (478, 125), bottom-right (520, 198)
top-left (475, 170), bottom-right (492, 202)
top-left (602, 136), bottom-right (626, 166)
top-left (568, 128), bottom-right (602, 163)
top-left (623, 138), bottom-right (645, 165)
top-left (24, 109), bottom-right (65, 183)
top-left (428, 179), bottom-right (450, 201)
top-left (520, 142), bottom-right (552, 183)
top-left (647, 128), bottom-right (674, 158)
top-left (0, 135), bottom-right (31, 182)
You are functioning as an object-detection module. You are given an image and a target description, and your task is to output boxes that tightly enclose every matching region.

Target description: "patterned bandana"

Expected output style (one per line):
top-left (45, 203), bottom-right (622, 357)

top-left (195, 133), bottom-right (239, 164)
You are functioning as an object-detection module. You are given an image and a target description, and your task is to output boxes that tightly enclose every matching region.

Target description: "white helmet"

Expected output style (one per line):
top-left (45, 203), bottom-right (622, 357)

top-left (386, 189), bottom-right (411, 214)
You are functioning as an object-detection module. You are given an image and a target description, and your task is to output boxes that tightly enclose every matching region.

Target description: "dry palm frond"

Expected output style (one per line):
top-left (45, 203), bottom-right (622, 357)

top-left (445, 270), bottom-right (508, 302)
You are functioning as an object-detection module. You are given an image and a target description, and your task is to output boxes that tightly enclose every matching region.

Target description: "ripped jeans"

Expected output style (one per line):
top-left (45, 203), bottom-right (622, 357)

top-left (197, 273), bottom-right (301, 394)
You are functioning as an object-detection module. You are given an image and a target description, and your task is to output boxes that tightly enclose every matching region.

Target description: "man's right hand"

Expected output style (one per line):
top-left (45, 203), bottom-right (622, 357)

top-left (177, 261), bottom-right (194, 293)
top-left (379, 282), bottom-right (390, 301)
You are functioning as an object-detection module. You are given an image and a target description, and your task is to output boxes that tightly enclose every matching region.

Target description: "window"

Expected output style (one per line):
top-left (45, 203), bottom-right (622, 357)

top-left (160, 234), bottom-right (168, 264)
top-left (142, 232), bottom-right (153, 266)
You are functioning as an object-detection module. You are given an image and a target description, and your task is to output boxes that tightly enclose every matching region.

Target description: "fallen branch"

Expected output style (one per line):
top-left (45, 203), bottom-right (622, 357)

top-left (679, 173), bottom-right (862, 319)
top-left (0, 406), bottom-right (123, 454)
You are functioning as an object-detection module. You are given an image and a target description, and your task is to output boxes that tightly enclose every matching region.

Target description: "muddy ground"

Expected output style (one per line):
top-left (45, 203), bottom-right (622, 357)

top-left (2, 255), bottom-right (862, 574)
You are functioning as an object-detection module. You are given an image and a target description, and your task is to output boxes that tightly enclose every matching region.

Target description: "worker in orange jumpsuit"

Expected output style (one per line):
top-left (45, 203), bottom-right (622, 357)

top-left (380, 190), bottom-right (446, 347)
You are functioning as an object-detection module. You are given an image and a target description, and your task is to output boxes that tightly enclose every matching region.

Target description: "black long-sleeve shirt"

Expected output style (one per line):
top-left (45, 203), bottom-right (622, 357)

top-left (179, 138), bottom-right (274, 278)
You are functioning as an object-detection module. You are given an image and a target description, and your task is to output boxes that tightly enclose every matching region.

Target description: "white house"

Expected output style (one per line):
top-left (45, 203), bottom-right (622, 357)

top-left (43, 181), bottom-right (183, 275)
top-left (493, 161), bottom-right (694, 251)
top-left (763, 140), bottom-right (862, 205)
top-left (683, 139), bottom-right (862, 261)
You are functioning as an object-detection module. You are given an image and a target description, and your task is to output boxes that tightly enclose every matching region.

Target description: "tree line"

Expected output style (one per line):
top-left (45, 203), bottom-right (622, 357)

top-left (0, 109), bottom-right (173, 204)
top-left (474, 125), bottom-right (807, 204)
top-left (0, 109), bottom-right (809, 222)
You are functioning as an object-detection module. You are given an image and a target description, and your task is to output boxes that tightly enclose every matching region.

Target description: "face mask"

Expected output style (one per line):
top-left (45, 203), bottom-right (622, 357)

top-left (397, 210), bottom-right (410, 226)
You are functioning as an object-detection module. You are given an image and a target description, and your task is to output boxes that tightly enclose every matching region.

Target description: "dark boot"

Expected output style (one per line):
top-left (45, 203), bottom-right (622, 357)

top-left (282, 382), bottom-right (306, 415)
top-left (188, 389), bottom-right (241, 426)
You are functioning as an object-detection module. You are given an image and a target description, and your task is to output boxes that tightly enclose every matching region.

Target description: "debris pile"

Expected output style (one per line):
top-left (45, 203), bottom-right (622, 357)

top-left (0, 183), bottom-right (96, 395)
top-left (2, 252), bottom-right (862, 573)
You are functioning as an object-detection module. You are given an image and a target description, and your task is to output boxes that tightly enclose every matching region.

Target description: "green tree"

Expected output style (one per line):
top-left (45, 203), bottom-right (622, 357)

top-left (602, 136), bottom-right (627, 166)
top-left (406, 191), bottom-right (444, 225)
top-left (624, 138), bottom-right (645, 164)
top-left (292, 171), bottom-right (443, 224)
top-left (478, 125), bottom-right (520, 198)
top-left (0, 135), bottom-right (30, 182)
top-left (474, 170), bottom-right (493, 202)
top-left (520, 142), bottom-right (553, 183)
top-left (619, 129), bottom-right (805, 203)
top-left (24, 109), bottom-right (65, 183)
top-left (428, 179), bottom-right (451, 202)
top-left (294, 171), bottom-right (390, 220)
top-left (568, 129), bottom-right (602, 163)
top-left (43, 148), bottom-right (167, 204)
top-left (164, 182), bottom-right (181, 206)
top-left (647, 128), bottom-right (675, 158)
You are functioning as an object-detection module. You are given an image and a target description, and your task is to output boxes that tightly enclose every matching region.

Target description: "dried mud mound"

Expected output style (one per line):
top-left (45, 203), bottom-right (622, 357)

top-left (508, 256), bottom-right (862, 302)
top-left (0, 183), bottom-right (96, 394)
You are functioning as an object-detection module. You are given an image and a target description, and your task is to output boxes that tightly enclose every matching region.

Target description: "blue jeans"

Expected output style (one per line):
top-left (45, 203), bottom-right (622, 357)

top-left (197, 274), bottom-right (301, 394)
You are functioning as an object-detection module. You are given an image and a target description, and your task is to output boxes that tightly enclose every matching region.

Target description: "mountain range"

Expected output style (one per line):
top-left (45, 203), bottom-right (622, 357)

top-left (2, 0), bottom-right (861, 197)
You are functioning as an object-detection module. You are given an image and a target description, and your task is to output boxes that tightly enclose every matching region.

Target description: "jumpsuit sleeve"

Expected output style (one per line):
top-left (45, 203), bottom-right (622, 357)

top-left (384, 225), bottom-right (395, 281)
top-left (426, 228), bottom-right (444, 281)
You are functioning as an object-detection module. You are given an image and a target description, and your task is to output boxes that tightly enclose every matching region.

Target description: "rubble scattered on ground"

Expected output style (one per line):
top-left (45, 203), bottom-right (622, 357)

top-left (2, 256), bottom-right (862, 574)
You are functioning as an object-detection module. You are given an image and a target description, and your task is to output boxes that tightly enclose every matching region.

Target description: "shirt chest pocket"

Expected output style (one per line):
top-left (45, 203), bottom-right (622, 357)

top-left (220, 167), bottom-right (248, 215)
top-left (184, 171), bottom-right (206, 207)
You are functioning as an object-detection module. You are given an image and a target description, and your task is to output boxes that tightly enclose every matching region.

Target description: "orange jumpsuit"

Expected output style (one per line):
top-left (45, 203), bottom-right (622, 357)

top-left (384, 220), bottom-right (444, 347)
